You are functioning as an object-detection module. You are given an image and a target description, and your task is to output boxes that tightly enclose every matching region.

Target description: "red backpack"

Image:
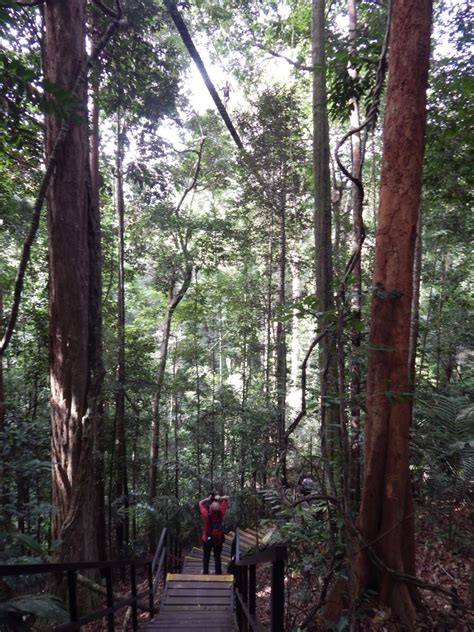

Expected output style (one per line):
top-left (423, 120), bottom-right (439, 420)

top-left (208, 508), bottom-right (225, 545)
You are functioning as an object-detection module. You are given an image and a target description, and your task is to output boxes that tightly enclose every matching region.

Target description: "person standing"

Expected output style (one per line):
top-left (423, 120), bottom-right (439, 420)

top-left (301, 474), bottom-right (314, 496)
top-left (198, 493), bottom-right (229, 575)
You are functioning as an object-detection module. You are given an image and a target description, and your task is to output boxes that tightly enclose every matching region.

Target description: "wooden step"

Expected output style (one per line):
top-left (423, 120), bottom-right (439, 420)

top-left (144, 573), bottom-right (235, 630)
top-left (167, 574), bottom-right (233, 582)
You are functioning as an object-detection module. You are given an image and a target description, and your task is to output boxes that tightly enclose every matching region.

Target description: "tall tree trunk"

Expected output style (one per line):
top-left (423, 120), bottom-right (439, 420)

top-left (275, 198), bottom-right (287, 483)
top-left (312, 0), bottom-right (338, 493)
top-left (114, 112), bottom-right (129, 555)
top-left (45, 0), bottom-right (103, 563)
top-left (172, 341), bottom-right (180, 500)
top-left (409, 211), bottom-right (422, 386)
top-left (148, 269), bottom-right (192, 503)
top-left (290, 256), bottom-right (300, 391)
top-left (356, 1), bottom-right (432, 627)
top-left (89, 82), bottom-right (107, 563)
top-left (193, 275), bottom-right (202, 497)
top-left (264, 211), bottom-right (275, 404)
top-left (0, 285), bottom-right (9, 535)
top-left (348, 0), bottom-right (363, 504)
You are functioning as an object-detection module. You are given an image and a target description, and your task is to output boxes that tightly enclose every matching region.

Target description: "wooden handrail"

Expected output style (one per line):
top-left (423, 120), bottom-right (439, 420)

top-left (233, 528), bottom-right (287, 632)
top-left (152, 527), bottom-right (167, 575)
top-left (236, 545), bottom-right (287, 567)
top-left (0, 558), bottom-right (149, 575)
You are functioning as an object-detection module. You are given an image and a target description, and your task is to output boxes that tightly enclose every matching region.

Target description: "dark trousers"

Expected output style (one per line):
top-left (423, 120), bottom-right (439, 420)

top-left (203, 538), bottom-right (223, 575)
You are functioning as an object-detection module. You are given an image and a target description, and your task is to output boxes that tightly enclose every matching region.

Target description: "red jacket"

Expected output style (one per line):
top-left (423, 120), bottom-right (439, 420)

top-left (198, 498), bottom-right (229, 543)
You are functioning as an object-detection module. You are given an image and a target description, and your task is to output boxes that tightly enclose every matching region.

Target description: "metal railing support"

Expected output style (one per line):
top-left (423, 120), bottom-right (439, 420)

top-left (233, 528), bottom-right (287, 632)
top-left (0, 526), bottom-right (178, 631)
top-left (105, 566), bottom-right (114, 631)
top-left (249, 564), bottom-right (256, 620)
top-left (67, 570), bottom-right (78, 625)
top-left (147, 561), bottom-right (154, 618)
top-left (270, 558), bottom-right (285, 632)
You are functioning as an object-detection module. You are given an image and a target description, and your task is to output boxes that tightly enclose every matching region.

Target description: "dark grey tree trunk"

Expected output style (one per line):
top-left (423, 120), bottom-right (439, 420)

top-left (0, 285), bottom-right (8, 535)
top-left (89, 81), bottom-right (107, 563)
top-left (312, 0), bottom-right (338, 492)
top-left (114, 111), bottom-right (129, 556)
top-left (148, 268), bottom-right (192, 502)
top-left (275, 196), bottom-right (287, 483)
top-left (348, 0), bottom-right (364, 504)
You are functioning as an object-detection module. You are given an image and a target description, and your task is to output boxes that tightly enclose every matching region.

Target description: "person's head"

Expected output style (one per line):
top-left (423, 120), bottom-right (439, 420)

top-left (210, 501), bottom-right (221, 513)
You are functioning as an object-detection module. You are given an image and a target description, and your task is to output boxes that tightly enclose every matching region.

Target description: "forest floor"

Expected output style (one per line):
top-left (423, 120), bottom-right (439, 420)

top-left (80, 501), bottom-right (472, 630)
top-left (254, 500), bottom-right (473, 631)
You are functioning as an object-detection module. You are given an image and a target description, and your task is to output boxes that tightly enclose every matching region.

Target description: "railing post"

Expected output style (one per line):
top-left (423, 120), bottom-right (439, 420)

top-left (235, 566), bottom-right (242, 630)
top-left (163, 532), bottom-right (168, 579)
top-left (67, 570), bottom-right (78, 625)
top-left (131, 563), bottom-right (138, 632)
top-left (148, 561), bottom-right (154, 619)
top-left (242, 565), bottom-right (248, 632)
top-left (270, 558), bottom-right (285, 632)
top-left (105, 566), bottom-right (114, 631)
top-left (249, 564), bottom-right (256, 620)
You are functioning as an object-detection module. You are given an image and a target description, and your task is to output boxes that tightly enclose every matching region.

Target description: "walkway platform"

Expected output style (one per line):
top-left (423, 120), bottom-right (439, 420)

top-left (144, 529), bottom-right (259, 631)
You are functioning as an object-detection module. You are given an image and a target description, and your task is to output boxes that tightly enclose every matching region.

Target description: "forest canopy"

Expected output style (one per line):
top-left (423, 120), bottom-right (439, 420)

top-left (0, 0), bottom-right (472, 630)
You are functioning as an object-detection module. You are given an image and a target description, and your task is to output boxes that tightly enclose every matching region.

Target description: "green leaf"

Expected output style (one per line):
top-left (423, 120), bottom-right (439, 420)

top-left (0, 594), bottom-right (68, 624)
top-left (0, 532), bottom-right (45, 556)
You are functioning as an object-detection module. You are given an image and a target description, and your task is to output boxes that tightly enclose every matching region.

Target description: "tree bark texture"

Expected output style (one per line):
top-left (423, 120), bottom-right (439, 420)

top-left (348, 0), bottom-right (363, 503)
top-left (0, 285), bottom-right (8, 533)
top-left (45, 0), bottom-right (103, 563)
top-left (356, 1), bottom-right (432, 626)
top-left (148, 268), bottom-right (192, 502)
top-left (312, 0), bottom-right (338, 491)
top-left (114, 114), bottom-right (129, 555)
top-left (89, 82), bottom-right (107, 562)
top-left (275, 198), bottom-right (287, 481)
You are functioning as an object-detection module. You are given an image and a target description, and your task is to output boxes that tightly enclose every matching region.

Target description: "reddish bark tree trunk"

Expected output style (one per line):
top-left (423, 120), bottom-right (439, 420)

top-left (45, 0), bottom-right (102, 563)
top-left (356, 1), bottom-right (432, 627)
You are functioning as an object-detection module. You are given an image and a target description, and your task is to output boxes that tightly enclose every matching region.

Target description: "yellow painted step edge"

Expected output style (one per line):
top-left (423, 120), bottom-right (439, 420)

top-left (167, 573), bottom-right (234, 582)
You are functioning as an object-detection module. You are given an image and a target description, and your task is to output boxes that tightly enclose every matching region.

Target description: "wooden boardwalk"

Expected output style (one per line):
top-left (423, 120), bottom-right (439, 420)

top-left (145, 530), bottom-right (259, 631)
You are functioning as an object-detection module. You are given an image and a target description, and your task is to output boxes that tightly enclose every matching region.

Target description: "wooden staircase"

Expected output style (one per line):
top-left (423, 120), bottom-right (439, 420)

top-left (145, 529), bottom-right (259, 631)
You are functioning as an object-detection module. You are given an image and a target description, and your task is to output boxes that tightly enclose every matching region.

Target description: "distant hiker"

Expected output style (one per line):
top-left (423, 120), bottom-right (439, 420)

top-left (198, 493), bottom-right (229, 575)
top-left (301, 474), bottom-right (314, 496)
top-left (223, 80), bottom-right (231, 106)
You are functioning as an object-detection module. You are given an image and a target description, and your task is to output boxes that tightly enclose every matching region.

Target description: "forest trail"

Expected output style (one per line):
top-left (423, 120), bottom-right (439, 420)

top-left (145, 529), bottom-right (259, 630)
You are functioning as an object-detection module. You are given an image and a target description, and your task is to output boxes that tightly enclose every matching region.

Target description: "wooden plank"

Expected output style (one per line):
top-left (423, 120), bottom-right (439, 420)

top-left (165, 598), bottom-right (231, 606)
top-left (161, 603), bottom-right (233, 610)
top-left (153, 615), bottom-right (234, 622)
top-left (165, 595), bottom-right (231, 601)
top-left (167, 573), bottom-right (233, 582)
top-left (167, 589), bottom-right (231, 597)
top-left (165, 581), bottom-right (232, 590)
top-left (147, 624), bottom-right (234, 630)
top-left (148, 624), bottom-right (234, 628)
top-left (146, 623), bottom-right (235, 629)
top-left (166, 586), bottom-right (231, 592)
top-left (186, 553), bottom-right (230, 560)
